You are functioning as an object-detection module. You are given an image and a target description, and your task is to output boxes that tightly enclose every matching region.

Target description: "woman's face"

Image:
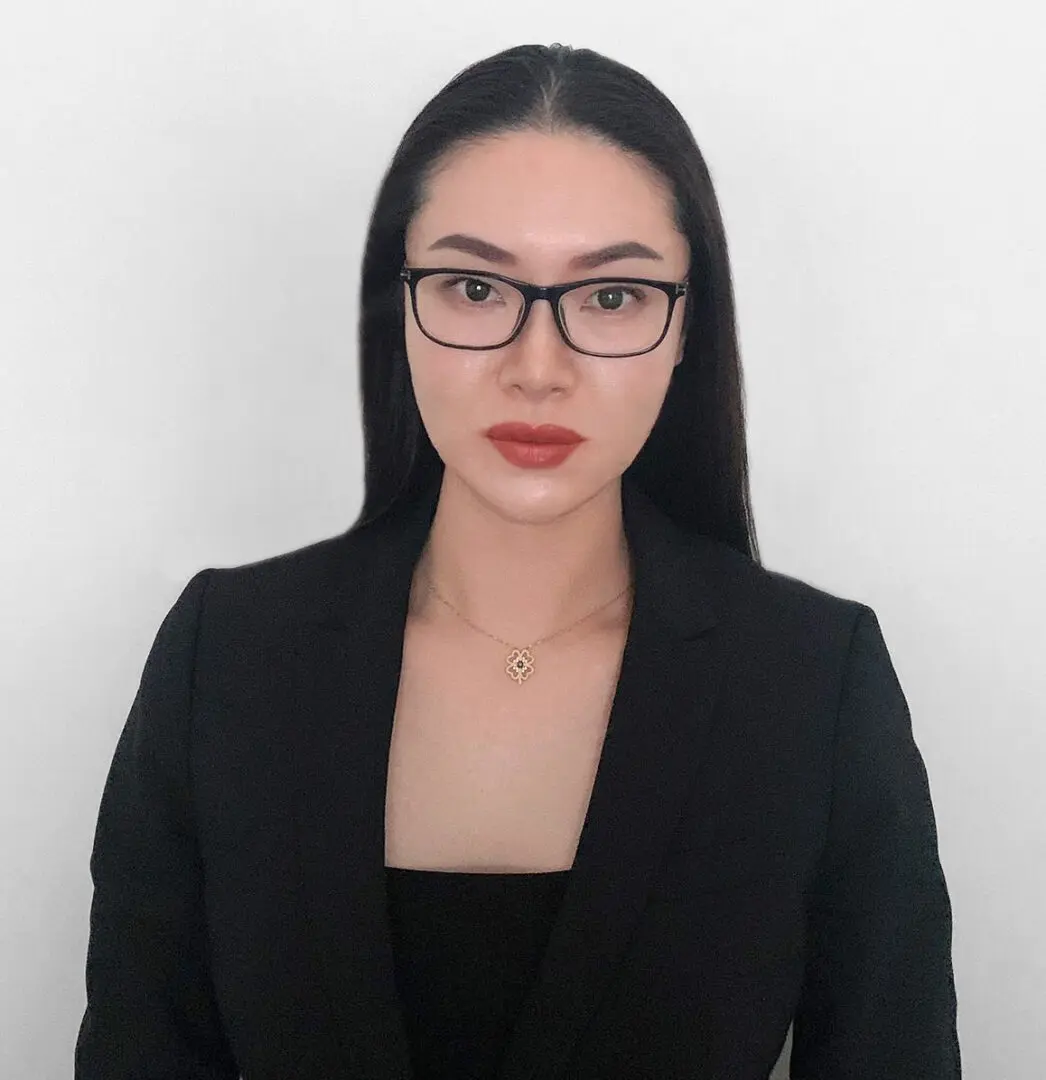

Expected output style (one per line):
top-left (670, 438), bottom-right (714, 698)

top-left (403, 129), bottom-right (690, 523)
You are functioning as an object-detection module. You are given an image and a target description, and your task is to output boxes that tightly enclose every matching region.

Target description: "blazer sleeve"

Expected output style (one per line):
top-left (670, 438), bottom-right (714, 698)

top-left (75, 569), bottom-right (239, 1080)
top-left (790, 606), bottom-right (962, 1079)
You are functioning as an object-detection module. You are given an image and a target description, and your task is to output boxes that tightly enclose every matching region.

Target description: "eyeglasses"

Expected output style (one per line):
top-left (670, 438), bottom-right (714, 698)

top-left (400, 265), bottom-right (688, 359)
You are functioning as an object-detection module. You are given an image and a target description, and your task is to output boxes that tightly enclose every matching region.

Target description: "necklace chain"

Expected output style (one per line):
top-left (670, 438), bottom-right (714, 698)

top-left (425, 578), bottom-right (632, 649)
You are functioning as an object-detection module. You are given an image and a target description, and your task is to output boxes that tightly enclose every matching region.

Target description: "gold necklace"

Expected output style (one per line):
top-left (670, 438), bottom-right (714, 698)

top-left (424, 577), bottom-right (633, 685)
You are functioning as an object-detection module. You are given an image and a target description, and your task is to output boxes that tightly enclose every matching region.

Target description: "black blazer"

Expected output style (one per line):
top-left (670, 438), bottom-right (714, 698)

top-left (76, 476), bottom-right (961, 1079)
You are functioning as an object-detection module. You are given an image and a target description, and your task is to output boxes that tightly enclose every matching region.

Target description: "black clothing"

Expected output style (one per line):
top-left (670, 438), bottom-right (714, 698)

top-left (75, 473), bottom-right (961, 1078)
top-left (386, 867), bottom-right (572, 1079)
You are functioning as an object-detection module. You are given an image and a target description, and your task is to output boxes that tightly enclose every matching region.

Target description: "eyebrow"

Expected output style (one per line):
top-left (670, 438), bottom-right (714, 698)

top-left (425, 233), bottom-right (665, 271)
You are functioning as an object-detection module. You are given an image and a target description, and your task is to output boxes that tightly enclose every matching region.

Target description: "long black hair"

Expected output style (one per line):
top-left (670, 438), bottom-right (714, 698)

top-left (352, 43), bottom-right (759, 562)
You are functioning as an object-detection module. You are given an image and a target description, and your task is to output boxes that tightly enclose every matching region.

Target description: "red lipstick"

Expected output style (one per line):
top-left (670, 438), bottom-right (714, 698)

top-left (484, 422), bottom-right (585, 469)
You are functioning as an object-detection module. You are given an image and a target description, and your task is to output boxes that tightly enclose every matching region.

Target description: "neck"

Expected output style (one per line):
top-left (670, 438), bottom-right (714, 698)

top-left (410, 470), bottom-right (633, 645)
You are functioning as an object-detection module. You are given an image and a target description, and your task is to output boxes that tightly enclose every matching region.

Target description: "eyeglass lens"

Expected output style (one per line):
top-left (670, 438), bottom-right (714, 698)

top-left (413, 272), bottom-right (672, 356)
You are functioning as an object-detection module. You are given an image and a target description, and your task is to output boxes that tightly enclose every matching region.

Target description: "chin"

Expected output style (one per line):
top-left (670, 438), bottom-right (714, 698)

top-left (447, 463), bottom-right (618, 525)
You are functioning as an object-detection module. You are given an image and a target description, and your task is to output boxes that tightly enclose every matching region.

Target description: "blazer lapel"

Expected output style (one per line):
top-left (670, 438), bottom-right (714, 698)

top-left (281, 486), bottom-right (438, 1079)
top-left (284, 474), bottom-right (724, 1080)
top-left (496, 480), bottom-right (723, 1080)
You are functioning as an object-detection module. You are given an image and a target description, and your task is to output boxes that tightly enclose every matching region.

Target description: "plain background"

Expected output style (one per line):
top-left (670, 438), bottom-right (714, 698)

top-left (2, 1), bottom-right (1043, 1076)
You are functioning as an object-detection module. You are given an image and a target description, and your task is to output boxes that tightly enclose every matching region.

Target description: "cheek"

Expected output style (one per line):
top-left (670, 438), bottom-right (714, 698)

top-left (405, 333), bottom-right (486, 436)
top-left (601, 355), bottom-right (675, 416)
top-left (592, 363), bottom-right (675, 462)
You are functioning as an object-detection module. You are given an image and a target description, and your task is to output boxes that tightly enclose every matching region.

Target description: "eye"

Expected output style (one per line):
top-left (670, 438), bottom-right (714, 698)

top-left (582, 284), bottom-right (647, 312)
top-left (442, 275), bottom-right (504, 305)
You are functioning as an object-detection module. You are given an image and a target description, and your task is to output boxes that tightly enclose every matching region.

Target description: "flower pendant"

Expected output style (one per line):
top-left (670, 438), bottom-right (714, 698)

top-left (506, 648), bottom-right (535, 684)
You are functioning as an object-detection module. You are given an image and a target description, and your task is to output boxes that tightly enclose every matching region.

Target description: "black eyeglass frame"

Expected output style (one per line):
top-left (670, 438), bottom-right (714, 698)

top-left (399, 265), bottom-right (689, 359)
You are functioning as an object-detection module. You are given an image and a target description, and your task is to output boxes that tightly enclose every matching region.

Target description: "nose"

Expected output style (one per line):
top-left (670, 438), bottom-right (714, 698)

top-left (498, 298), bottom-right (576, 396)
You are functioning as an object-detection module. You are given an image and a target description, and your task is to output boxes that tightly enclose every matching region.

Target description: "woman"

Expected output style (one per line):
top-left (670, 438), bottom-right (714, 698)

top-left (75, 43), bottom-right (961, 1079)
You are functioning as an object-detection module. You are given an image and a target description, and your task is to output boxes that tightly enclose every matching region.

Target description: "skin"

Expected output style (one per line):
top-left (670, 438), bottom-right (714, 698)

top-left (402, 128), bottom-right (690, 649)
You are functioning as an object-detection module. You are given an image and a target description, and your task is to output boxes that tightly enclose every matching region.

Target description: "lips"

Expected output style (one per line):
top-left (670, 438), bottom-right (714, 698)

top-left (485, 422), bottom-right (584, 445)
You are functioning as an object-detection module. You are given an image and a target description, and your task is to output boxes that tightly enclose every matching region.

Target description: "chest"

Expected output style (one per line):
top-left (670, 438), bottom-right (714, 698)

top-left (384, 619), bottom-right (628, 873)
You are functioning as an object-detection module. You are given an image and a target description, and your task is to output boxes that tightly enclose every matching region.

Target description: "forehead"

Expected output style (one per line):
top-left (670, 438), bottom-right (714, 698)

top-left (407, 129), bottom-right (688, 274)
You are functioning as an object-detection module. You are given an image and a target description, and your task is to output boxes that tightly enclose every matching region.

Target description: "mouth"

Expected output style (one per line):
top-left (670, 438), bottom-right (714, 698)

top-left (484, 422), bottom-right (585, 445)
top-left (484, 423), bottom-right (585, 469)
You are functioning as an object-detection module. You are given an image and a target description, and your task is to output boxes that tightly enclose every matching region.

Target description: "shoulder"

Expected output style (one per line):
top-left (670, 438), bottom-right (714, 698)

top-left (684, 532), bottom-right (872, 659)
top-left (187, 526), bottom-right (372, 630)
top-left (185, 516), bottom-right (875, 662)
top-left (695, 530), bottom-right (868, 614)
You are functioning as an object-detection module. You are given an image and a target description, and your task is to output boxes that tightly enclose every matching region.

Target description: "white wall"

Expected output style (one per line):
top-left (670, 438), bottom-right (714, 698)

top-left (2, 2), bottom-right (1043, 1076)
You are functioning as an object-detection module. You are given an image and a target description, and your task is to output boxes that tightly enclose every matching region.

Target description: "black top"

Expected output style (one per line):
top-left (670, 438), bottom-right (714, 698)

top-left (385, 866), bottom-right (572, 1080)
top-left (74, 474), bottom-right (960, 1078)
